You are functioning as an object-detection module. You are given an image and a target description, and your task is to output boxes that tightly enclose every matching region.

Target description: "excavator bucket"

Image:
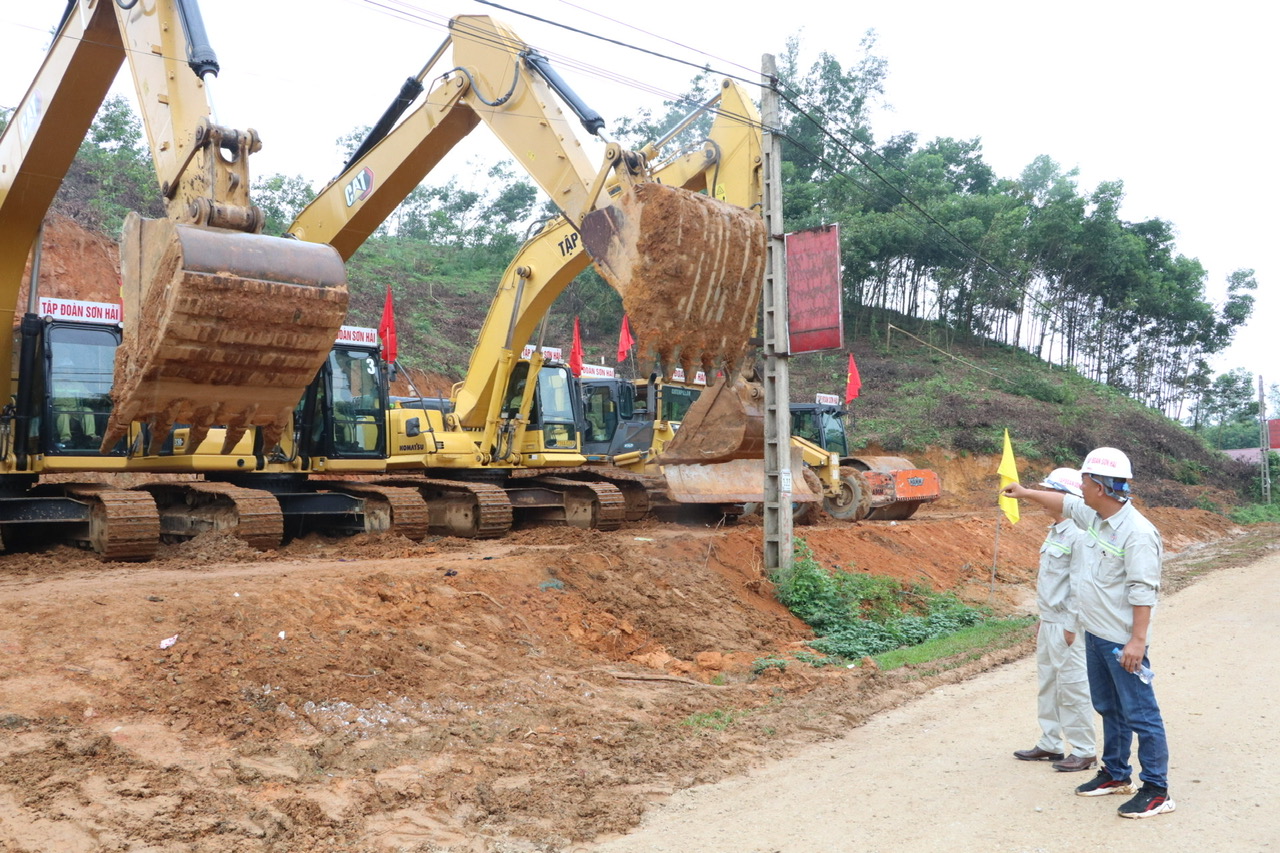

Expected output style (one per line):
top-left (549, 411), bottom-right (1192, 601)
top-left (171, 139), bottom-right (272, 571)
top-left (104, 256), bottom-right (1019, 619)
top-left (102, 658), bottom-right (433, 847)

top-left (661, 446), bottom-right (821, 505)
top-left (653, 375), bottom-right (819, 504)
top-left (103, 214), bottom-right (349, 454)
top-left (580, 183), bottom-right (766, 371)
top-left (654, 373), bottom-right (765, 466)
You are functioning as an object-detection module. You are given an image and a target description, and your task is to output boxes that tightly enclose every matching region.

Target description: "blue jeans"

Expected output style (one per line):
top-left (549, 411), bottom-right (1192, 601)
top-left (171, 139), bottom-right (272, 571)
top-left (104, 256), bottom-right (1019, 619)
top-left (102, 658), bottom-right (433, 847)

top-left (1084, 632), bottom-right (1169, 788)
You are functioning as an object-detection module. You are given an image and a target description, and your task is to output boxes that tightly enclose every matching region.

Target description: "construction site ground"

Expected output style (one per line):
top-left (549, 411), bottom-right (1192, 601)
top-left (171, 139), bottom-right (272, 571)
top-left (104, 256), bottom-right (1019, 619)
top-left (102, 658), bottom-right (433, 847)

top-left (0, 449), bottom-right (1263, 853)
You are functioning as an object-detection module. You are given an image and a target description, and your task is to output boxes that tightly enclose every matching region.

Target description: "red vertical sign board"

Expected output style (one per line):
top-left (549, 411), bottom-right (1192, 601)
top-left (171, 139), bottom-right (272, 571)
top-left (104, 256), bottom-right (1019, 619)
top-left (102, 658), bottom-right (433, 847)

top-left (786, 224), bottom-right (843, 354)
top-left (1269, 418), bottom-right (1280, 449)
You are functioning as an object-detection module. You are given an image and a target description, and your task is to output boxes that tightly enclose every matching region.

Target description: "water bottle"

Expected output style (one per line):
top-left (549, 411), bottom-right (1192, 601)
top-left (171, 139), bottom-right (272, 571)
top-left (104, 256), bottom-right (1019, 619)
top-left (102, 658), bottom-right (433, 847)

top-left (1112, 648), bottom-right (1154, 684)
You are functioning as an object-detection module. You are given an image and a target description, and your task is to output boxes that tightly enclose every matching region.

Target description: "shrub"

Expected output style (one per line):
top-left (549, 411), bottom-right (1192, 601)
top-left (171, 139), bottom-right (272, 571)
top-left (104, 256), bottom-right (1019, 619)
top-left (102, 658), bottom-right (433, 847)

top-left (771, 541), bottom-right (989, 660)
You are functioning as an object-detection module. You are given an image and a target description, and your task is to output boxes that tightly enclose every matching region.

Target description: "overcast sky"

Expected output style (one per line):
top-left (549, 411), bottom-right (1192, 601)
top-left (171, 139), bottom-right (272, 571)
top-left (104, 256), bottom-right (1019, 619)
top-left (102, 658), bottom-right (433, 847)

top-left (1, 0), bottom-right (1272, 393)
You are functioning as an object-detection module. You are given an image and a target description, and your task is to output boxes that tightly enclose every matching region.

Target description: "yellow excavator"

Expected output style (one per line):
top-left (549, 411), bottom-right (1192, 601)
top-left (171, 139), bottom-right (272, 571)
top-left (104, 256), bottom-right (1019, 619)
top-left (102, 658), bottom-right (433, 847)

top-left (581, 375), bottom-right (942, 522)
top-left (0, 0), bottom-right (348, 557)
top-left (283, 15), bottom-right (777, 536)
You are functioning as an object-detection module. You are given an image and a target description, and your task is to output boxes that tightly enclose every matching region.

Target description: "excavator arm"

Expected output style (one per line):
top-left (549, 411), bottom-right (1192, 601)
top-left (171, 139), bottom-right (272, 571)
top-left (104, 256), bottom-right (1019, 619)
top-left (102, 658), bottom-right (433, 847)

top-left (288, 15), bottom-right (764, 378)
top-left (450, 79), bottom-right (767, 469)
top-left (0, 0), bottom-right (348, 462)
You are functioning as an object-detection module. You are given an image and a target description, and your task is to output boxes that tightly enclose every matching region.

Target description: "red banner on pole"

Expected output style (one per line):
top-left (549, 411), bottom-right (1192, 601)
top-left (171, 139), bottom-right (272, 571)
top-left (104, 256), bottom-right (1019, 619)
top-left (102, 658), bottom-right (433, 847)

top-left (617, 314), bottom-right (635, 362)
top-left (786, 224), bottom-right (843, 354)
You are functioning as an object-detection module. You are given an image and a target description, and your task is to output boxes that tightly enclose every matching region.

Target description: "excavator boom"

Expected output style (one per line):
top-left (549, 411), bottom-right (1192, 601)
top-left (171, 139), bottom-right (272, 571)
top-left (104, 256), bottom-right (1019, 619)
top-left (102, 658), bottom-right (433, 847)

top-left (289, 15), bottom-right (763, 379)
top-left (0, 0), bottom-right (347, 460)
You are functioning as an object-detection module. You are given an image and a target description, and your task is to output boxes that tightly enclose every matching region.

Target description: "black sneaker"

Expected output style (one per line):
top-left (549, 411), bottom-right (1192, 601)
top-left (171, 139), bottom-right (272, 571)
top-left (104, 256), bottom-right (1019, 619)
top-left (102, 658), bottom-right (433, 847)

top-left (1075, 770), bottom-right (1138, 797)
top-left (1118, 784), bottom-right (1176, 818)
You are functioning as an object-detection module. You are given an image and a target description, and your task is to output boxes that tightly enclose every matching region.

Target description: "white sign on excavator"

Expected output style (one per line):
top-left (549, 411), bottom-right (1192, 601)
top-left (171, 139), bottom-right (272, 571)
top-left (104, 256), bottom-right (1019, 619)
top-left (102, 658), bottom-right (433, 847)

top-left (39, 297), bottom-right (122, 325)
top-left (815, 393), bottom-right (841, 405)
top-left (337, 325), bottom-right (378, 345)
top-left (670, 368), bottom-right (708, 386)
top-left (520, 345), bottom-right (564, 361)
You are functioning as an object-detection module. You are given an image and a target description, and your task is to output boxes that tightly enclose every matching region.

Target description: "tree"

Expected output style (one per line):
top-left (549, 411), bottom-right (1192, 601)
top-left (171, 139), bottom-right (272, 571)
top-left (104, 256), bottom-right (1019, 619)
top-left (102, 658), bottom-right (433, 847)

top-left (252, 174), bottom-right (317, 236)
top-left (53, 96), bottom-right (164, 232)
top-left (1189, 368), bottom-right (1258, 449)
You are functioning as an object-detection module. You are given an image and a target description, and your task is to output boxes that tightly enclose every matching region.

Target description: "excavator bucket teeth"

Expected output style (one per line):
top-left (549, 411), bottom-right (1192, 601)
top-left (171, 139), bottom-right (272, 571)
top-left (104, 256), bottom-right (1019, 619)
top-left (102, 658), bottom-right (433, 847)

top-left (580, 183), bottom-right (766, 371)
top-left (661, 448), bottom-right (821, 504)
top-left (654, 374), bottom-right (765, 466)
top-left (102, 215), bottom-right (349, 453)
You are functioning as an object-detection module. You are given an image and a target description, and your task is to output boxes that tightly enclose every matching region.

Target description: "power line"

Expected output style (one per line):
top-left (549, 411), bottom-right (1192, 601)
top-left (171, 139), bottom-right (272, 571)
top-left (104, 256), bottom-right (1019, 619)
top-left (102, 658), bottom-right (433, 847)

top-left (348, 0), bottom-right (1085, 353)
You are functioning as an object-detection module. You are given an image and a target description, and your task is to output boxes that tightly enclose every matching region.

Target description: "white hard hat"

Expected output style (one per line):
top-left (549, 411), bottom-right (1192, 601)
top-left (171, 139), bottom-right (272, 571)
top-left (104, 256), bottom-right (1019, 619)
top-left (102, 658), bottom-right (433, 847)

top-left (1080, 447), bottom-right (1133, 479)
top-left (1038, 467), bottom-right (1083, 497)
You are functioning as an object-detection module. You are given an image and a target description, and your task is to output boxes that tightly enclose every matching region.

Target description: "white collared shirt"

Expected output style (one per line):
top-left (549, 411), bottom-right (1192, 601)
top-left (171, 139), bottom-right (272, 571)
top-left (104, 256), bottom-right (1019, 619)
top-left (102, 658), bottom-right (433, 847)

top-left (1063, 496), bottom-right (1163, 644)
top-left (1037, 518), bottom-right (1088, 632)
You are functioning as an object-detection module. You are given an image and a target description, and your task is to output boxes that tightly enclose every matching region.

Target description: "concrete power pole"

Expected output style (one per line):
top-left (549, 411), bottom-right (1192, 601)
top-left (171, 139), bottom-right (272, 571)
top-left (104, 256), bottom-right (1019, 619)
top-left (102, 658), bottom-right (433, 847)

top-left (760, 54), bottom-right (794, 576)
top-left (1260, 375), bottom-right (1272, 505)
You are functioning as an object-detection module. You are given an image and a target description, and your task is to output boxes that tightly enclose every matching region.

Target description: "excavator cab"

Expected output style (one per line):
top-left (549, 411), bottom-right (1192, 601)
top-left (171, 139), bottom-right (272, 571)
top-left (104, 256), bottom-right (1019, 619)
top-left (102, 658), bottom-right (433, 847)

top-left (499, 361), bottom-right (582, 455)
top-left (44, 323), bottom-right (120, 456)
top-left (291, 330), bottom-right (390, 462)
top-left (579, 377), bottom-right (652, 460)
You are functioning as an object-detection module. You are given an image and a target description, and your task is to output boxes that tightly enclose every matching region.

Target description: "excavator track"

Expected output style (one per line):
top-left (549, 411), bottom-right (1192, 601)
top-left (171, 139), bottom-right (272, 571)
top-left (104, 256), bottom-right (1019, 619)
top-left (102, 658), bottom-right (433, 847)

top-left (329, 484), bottom-right (430, 541)
top-left (378, 478), bottom-right (513, 540)
top-left (65, 485), bottom-right (160, 562)
top-left (529, 477), bottom-right (626, 531)
top-left (138, 482), bottom-right (284, 551)
top-left (511, 465), bottom-right (658, 522)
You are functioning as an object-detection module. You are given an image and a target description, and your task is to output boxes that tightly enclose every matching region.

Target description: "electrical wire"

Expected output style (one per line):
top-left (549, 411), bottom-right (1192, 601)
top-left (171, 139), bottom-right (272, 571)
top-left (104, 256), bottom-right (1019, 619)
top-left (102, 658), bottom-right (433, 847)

top-left (0, 0), bottom-right (1117, 346)
top-left (340, 0), bottom-right (1085, 354)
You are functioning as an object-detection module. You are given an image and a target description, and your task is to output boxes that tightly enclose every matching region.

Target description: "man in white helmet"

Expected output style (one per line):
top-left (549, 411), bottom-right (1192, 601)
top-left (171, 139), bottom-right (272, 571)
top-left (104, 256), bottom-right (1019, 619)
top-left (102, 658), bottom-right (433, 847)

top-left (1012, 468), bottom-right (1096, 773)
top-left (1002, 447), bottom-right (1174, 819)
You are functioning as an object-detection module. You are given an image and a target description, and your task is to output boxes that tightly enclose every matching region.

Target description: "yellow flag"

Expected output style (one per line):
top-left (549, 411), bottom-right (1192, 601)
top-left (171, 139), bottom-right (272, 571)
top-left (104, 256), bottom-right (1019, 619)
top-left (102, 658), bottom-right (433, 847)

top-left (997, 428), bottom-right (1020, 524)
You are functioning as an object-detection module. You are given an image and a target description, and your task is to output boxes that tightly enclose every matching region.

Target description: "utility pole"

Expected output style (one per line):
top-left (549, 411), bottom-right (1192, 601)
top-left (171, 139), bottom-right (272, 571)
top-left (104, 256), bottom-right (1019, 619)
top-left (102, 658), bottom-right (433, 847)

top-left (760, 54), bottom-right (793, 576)
top-left (1260, 375), bottom-right (1272, 504)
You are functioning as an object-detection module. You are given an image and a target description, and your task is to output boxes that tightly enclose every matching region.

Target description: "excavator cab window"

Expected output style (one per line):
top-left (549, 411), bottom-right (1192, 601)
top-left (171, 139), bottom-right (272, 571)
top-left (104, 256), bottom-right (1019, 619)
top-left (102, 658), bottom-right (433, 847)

top-left (325, 347), bottom-right (386, 458)
top-left (821, 409), bottom-right (849, 456)
top-left (630, 381), bottom-right (649, 418)
top-left (582, 383), bottom-right (621, 443)
top-left (44, 324), bottom-right (121, 455)
top-left (501, 362), bottom-right (531, 421)
top-left (535, 366), bottom-right (579, 449)
top-left (791, 406), bottom-right (849, 456)
top-left (661, 385), bottom-right (701, 422)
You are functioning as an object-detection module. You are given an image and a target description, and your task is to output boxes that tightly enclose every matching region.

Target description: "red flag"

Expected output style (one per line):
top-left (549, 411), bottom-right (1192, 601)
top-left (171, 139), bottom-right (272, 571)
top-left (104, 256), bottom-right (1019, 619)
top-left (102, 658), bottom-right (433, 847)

top-left (378, 285), bottom-right (398, 363)
top-left (569, 316), bottom-right (584, 376)
top-left (616, 314), bottom-right (635, 362)
top-left (844, 351), bottom-right (861, 403)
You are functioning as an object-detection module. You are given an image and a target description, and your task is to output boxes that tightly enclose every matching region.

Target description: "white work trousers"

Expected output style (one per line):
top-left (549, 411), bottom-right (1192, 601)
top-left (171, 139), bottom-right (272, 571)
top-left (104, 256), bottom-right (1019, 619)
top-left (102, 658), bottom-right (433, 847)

top-left (1034, 621), bottom-right (1096, 757)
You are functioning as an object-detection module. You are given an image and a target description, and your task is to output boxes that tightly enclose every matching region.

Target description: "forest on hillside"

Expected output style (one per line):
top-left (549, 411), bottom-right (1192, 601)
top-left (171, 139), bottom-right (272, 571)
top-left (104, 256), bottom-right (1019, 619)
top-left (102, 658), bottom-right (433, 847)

top-left (2, 33), bottom-right (1273, 451)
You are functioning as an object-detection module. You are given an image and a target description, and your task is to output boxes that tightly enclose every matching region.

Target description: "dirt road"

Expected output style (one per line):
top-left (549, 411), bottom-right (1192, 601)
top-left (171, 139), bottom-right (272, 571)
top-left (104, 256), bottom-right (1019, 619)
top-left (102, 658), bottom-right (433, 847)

top-left (589, 547), bottom-right (1280, 853)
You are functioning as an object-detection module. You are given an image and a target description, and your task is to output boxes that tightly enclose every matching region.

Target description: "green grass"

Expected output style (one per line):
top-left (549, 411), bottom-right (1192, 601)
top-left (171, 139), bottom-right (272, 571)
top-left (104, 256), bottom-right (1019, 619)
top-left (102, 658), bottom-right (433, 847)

top-left (682, 708), bottom-right (748, 731)
top-left (770, 540), bottom-right (991, 660)
top-left (871, 617), bottom-right (1036, 671)
top-left (1229, 503), bottom-right (1280, 524)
